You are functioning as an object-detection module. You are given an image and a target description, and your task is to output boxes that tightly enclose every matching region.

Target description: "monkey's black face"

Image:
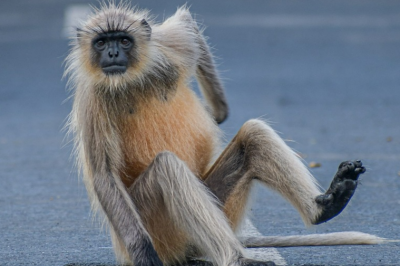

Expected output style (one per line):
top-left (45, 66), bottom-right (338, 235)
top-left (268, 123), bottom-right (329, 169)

top-left (92, 32), bottom-right (134, 75)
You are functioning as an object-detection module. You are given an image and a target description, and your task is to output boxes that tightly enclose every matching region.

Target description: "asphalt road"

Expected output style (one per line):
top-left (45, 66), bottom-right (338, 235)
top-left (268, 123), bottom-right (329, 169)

top-left (0, 0), bottom-right (399, 265)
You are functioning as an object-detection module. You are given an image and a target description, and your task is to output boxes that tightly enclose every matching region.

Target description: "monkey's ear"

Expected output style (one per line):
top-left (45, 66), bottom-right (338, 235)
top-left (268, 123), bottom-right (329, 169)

top-left (141, 19), bottom-right (151, 40)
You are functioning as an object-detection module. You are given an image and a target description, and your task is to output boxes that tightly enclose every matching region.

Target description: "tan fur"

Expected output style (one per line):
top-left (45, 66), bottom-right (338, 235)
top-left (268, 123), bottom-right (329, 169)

top-left (119, 82), bottom-right (218, 187)
top-left (133, 186), bottom-right (190, 264)
top-left (224, 174), bottom-right (253, 230)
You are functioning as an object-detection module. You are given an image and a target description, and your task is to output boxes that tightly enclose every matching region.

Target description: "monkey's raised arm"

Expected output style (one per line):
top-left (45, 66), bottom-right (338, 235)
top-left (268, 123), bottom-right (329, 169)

top-left (195, 31), bottom-right (229, 124)
top-left (155, 8), bottom-right (229, 124)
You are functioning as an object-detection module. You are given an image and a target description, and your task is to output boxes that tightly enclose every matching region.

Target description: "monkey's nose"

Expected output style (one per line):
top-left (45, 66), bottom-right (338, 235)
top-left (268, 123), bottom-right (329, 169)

top-left (108, 50), bottom-right (119, 58)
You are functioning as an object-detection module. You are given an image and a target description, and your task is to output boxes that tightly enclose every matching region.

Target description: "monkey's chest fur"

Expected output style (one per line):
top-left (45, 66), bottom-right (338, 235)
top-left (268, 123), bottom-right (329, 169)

top-left (120, 86), bottom-right (219, 187)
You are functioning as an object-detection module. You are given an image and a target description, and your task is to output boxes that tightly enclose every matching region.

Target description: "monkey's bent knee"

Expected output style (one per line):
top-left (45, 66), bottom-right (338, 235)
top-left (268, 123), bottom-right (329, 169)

top-left (152, 151), bottom-right (188, 175)
top-left (237, 119), bottom-right (277, 144)
top-left (242, 119), bottom-right (274, 132)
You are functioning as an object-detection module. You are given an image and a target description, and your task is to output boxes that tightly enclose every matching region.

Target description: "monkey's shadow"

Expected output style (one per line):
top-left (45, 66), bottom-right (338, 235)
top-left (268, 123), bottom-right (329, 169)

top-left (64, 262), bottom-right (327, 266)
top-left (64, 261), bottom-right (214, 266)
top-left (64, 260), bottom-right (212, 266)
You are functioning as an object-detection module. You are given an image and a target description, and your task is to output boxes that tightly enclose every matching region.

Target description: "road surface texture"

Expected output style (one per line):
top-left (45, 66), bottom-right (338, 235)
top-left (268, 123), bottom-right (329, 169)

top-left (0, 0), bottom-right (399, 265)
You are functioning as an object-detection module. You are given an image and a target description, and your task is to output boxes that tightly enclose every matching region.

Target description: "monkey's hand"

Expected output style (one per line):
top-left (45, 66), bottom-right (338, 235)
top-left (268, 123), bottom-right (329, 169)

top-left (313, 160), bottom-right (366, 225)
top-left (134, 240), bottom-right (164, 266)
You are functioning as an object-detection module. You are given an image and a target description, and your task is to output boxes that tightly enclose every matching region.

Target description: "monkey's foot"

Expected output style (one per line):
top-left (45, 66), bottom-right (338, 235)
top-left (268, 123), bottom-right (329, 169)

top-left (313, 160), bottom-right (366, 225)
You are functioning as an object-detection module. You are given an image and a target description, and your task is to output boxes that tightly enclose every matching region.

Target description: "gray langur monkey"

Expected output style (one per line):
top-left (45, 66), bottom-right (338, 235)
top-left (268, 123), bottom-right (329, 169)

top-left (65, 2), bottom-right (387, 266)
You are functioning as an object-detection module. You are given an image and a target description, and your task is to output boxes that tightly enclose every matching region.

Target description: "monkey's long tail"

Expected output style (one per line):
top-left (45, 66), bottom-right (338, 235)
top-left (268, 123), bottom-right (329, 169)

top-left (240, 232), bottom-right (395, 247)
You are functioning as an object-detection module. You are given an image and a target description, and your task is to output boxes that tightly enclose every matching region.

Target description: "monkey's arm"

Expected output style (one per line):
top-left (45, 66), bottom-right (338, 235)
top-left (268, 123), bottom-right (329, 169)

top-left (82, 120), bottom-right (163, 266)
top-left (92, 168), bottom-right (163, 266)
top-left (189, 10), bottom-right (229, 124)
top-left (155, 7), bottom-right (229, 124)
top-left (195, 31), bottom-right (229, 124)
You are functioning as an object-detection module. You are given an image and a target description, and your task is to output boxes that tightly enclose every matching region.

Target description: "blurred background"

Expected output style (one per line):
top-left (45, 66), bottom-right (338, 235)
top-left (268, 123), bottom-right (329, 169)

top-left (0, 0), bottom-right (399, 265)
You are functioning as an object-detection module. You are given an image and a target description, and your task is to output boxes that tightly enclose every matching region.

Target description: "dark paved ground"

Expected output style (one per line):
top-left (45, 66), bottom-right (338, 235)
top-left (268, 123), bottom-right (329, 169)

top-left (0, 0), bottom-right (399, 265)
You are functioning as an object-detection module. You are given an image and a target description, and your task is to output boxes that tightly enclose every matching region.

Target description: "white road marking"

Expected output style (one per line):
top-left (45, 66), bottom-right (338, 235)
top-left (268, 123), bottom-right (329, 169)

top-left (208, 15), bottom-right (400, 28)
top-left (239, 219), bottom-right (287, 266)
top-left (301, 152), bottom-right (400, 161)
top-left (62, 5), bottom-right (400, 38)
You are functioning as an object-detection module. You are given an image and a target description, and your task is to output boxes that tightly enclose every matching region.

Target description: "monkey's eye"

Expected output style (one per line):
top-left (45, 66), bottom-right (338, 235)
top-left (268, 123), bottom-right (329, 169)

top-left (120, 38), bottom-right (132, 48)
top-left (95, 40), bottom-right (106, 49)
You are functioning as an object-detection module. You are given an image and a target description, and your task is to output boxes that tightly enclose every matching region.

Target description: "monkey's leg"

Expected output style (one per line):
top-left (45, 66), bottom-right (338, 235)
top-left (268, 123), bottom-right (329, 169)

top-left (204, 119), bottom-right (365, 228)
top-left (127, 151), bottom-right (244, 266)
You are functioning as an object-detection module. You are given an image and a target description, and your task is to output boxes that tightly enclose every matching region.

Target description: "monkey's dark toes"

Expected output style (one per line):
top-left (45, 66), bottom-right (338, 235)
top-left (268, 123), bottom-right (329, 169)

top-left (315, 193), bottom-right (334, 206)
top-left (337, 160), bottom-right (365, 180)
top-left (313, 160), bottom-right (366, 224)
top-left (356, 166), bottom-right (366, 175)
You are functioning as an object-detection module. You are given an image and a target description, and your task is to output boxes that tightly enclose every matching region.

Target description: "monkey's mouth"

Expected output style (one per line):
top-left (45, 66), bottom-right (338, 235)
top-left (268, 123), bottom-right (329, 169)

top-left (102, 65), bottom-right (127, 75)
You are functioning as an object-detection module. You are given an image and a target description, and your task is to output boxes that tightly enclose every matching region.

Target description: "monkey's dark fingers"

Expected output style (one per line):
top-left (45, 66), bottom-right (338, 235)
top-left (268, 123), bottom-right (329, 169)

top-left (140, 257), bottom-right (164, 266)
top-left (178, 259), bottom-right (212, 266)
top-left (135, 242), bottom-right (164, 266)
top-left (313, 160), bottom-right (366, 225)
